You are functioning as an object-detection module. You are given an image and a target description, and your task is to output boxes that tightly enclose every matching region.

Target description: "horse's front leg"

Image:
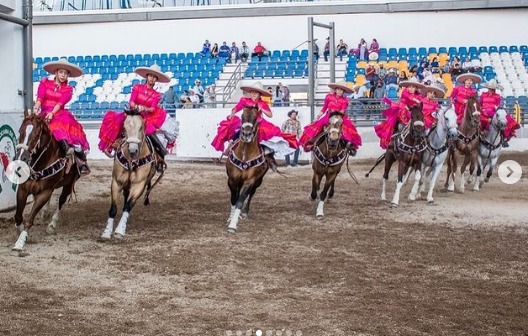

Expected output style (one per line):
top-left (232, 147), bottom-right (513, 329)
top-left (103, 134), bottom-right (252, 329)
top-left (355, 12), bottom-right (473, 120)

top-left (467, 151), bottom-right (478, 184)
top-left (13, 188), bottom-right (54, 251)
top-left (427, 162), bottom-right (443, 204)
top-left (485, 155), bottom-right (499, 183)
top-left (459, 154), bottom-right (470, 193)
top-left (241, 174), bottom-right (264, 219)
top-left (310, 169), bottom-right (322, 201)
top-left (46, 181), bottom-right (75, 235)
top-left (408, 167), bottom-right (422, 201)
top-left (227, 183), bottom-right (253, 233)
top-left (445, 148), bottom-right (456, 192)
top-left (391, 161), bottom-right (408, 207)
top-left (227, 176), bottom-right (240, 223)
top-left (316, 170), bottom-right (338, 219)
top-left (473, 154), bottom-right (483, 191)
top-left (14, 187), bottom-right (29, 233)
top-left (381, 153), bottom-right (395, 201)
top-left (101, 178), bottom-right (121, 239)
top-left (114, 179), bottom-right (148, 239)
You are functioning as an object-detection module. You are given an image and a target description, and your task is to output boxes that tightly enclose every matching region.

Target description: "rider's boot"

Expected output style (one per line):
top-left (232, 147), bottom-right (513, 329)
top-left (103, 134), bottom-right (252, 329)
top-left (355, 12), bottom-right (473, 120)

top-left (262, 146), bottom-right (278, 172)
top-left (58, 140), bottom-right (74, 157)
top-left (148, 134), bottom-right (168, 173)
top-left (502, 141), bottom-right (510, 148)
top-left (346, 142), bottom-right (358, 156)
top-left (74, 150), bottom-right (90, 176)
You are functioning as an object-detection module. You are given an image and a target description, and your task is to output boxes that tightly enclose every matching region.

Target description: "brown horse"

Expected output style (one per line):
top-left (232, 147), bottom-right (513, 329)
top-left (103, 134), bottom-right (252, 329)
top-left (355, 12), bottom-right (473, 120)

top-left (380, 104), bottom-right (427, 207)
top-left (310, 113), bottom-right (349, 219)
top-left (12, 109), bottom-right (80, 251)
top-left (100, 108), bottom-right (161, 239)
top-left (226, 106), bottom-right (269, 233)
top-left (444, 94), bottom-right (481, 193)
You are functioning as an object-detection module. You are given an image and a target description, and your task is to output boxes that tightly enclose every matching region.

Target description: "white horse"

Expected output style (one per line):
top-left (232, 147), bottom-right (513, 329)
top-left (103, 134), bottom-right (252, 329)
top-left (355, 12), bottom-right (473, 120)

top-left (472, 109), bottom-right (507, 191)
top-left (409, 107), bottom-right (458, 203)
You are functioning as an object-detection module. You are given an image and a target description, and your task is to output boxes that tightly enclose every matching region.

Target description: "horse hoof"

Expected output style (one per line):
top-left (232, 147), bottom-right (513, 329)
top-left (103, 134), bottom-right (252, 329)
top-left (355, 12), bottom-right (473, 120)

top-left (227, 227), bottom-right (237, 234)
top-left (390, 203), bottom-right (398, 208)
top-left (240, 212), bottom-right (248, 219)
top-left (316, 214), bottom-right (324, 220)
top-left (46, 226), bottom-right (57, 235)
top-left (427, 200), bottom-right (434, 205)
top-left (113, 232), bottom-right (125, 239)
top-left (11, 246), bottom-right (23, 252)
top-left (484, 178), bottom-right (489, 183)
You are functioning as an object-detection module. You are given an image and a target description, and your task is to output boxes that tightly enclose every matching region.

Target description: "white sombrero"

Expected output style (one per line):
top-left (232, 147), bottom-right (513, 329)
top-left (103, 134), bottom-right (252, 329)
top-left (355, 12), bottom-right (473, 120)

top-left (456, 73), bottom-right (482, 84)
top-left (328, 81), bottom-right (353, 93)
top-left (43, 59), bottom-right (83, 78)
top-left (240, 81), bottom-right (272, 97)
top-left (423, 84), bottom-right (445, 98)
top-left (135, 64), bottom-right (170, 83)
top-left (482, 79), bottom-right (503, 91)
top-left (399, 77), bottom-right (425, 89)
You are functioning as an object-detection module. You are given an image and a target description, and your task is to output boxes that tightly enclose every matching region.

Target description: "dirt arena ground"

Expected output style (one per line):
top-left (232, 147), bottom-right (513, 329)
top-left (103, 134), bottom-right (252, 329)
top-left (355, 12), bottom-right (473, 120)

top-left (0, 152), bottom-right (527, 336)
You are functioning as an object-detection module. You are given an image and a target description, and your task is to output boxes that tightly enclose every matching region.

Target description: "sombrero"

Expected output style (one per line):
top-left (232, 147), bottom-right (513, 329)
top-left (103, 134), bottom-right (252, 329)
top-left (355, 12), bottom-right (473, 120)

top-left (456, 73), bottom-right (482, 84)
top-left (328, 81), bottom-right (353, 93)
top-left (482, 79), bottom-right (503, 91)
top-left (399, 77), bottom-right (425, 89)
top-left (240, 81), bottom-right (272, 97)
top-left (287, 110), bottom-right (298, 117)
top-left (135, 64), bottom-right (170, 83)
top-left (368, 52), bottom-right (379, 61)
top-left (43, 59), bottom-right (83, 78)
top-left (423, 84), bottom-right (445, 98)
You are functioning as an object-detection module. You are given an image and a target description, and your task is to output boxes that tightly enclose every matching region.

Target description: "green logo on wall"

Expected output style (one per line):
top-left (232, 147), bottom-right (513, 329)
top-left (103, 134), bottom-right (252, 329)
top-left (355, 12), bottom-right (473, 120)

top-left (0, 124), bottom-right (18, 193)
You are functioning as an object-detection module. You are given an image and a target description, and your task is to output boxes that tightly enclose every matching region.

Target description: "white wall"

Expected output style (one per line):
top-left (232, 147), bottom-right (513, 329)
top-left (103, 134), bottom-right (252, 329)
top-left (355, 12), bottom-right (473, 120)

top-left (33, 8), bottom-right (528, 57)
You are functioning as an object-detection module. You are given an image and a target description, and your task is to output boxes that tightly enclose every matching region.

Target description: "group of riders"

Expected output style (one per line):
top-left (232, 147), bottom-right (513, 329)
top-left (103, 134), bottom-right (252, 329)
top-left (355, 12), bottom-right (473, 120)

top-left (33, 58), bottom-right (519, 175)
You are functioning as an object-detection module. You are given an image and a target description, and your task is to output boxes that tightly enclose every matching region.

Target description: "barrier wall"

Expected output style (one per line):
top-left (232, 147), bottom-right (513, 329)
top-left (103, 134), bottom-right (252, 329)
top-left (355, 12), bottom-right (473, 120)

top-left (0, 113), bottom-right (23, 211)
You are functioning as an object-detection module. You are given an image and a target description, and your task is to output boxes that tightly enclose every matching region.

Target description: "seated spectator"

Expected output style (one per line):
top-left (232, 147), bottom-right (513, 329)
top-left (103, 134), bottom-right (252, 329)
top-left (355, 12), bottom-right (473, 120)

top-left (373, 80), bottom-right (385, 99)
top-left (450, 56), bottom-right (461, 69)
top-left (336, 39), bottom-right (348, 61)
top-left (200, 40), bottom-right (211, 56)
top-left (252, 42), bottom-right (267, 61)
top-left (188, 88), bottom-right (200, 108)
top-left (230, 42), bottom-right (240, 63)
top-left (471, 58), bottom-right (482, 73)
top-left (240, 41), bottom-right (250, 62)
top-left (180, 90), bottom-right (192, 109)
top-left (219, 41), bottom-right (230, 59)
top-left (462, 57), bottom-right (473, 72)
top-left (210, 43), bottom-right (219, 58)
top-left (376, 63), bottom-right (387, 80)
top-left (192, 79), bottom-right (205, 104)
top-left (365, 64), bottom-right (377, 82)
top-left (357, 83), bottom-right (369, 99)
top-left (205, 84), bottom-right (217, 107)
top-left (441, 62), bottom-right (451, 75)
top-left (368, 80), bottom-right (376, 98)
top-left (451, 62), bottom-right (464, 76)
top-left (384, 68), bottom-right (399, 91)
top-left (313, 41), bottom-right (320, 61)
top-left (369, 38), bottom-right (380, 54)
top-left (398, 70), bottom-right (408, 84)
top-left (323, 37), bottom-right (330, 62)
top-left (430, 57), bottom-right (440, 73)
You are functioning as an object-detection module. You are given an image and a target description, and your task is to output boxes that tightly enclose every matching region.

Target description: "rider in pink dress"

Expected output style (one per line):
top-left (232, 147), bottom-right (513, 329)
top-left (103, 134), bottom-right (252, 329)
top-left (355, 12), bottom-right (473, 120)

top-left (479, 79), bottom-right (520, 147)
top-left (211, 81), bottom-right (298, 168)
top-left (299, 82), bottom-right (362, 155)
top-left (374, 77), bottom-right (424, 149)
top-left (98, 64), bottom-right (171, 172)
top-left (450, 73), bottom-right (481, 124)
top-left (34, 59), bottom-right (90, 175)
top-left (421, 84), bottom-right (445, 129)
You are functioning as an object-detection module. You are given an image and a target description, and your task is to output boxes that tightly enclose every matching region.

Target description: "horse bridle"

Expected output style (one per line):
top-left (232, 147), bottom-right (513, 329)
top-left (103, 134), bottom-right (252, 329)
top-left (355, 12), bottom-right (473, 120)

top-left (16, 119), bottom-right (51, 169)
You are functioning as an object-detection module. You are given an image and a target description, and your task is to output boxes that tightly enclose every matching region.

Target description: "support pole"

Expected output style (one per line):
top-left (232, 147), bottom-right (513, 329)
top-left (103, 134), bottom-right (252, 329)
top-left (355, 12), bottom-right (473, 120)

top-left (23, 0), bottom-right (34, 109)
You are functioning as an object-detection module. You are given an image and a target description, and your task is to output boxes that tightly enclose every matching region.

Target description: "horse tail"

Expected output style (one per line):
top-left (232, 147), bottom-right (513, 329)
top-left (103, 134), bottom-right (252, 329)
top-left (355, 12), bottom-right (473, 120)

top-left (365, 153), bottom-right (386, 178)
top-left (346, 155), bottom-right (360, 185)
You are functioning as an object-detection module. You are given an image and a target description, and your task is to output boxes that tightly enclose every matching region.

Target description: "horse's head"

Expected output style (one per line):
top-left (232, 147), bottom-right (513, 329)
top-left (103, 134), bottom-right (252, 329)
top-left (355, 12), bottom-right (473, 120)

top-left (493, 108), bottom-right (508, 131)
top-left (16, 110), bottom-right (52, 165)
top-left (464, 94), bottom-right (481, 128)
top-left (409, 103), bottom-right (426, 139)
top-left (441, 107), bottom-right (459, 140)
top-left (123, 107), bottom-right (145, 159)
top-left (240, 106), bottom-right (258, 143)
top-left (324, 112), bottom-right (343, 148)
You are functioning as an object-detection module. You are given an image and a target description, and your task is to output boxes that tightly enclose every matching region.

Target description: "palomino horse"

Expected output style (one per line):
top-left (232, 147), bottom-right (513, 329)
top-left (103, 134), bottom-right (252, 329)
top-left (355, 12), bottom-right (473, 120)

top-left (472, 108), bottom-right (507, 191)
top-left (226, 106), bottom-right (269, 233)
top-left (409, 106), bottom-right (458, 204)
top-left (444, 94), bottom-right (481, 193)
top-left (101, 108), bottom-right (162, 239)
top-left (310, 113), bottom-right (350, 219)
top-left (12, 109), bottom-right (80, 251)
top-left (381, 104), bottom-right (427, 207)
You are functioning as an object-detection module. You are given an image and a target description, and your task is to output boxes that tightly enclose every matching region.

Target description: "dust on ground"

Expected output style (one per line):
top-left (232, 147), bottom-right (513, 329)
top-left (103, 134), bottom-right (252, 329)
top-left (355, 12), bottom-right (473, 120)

top-left (0, 153), bottom-right (527, 336)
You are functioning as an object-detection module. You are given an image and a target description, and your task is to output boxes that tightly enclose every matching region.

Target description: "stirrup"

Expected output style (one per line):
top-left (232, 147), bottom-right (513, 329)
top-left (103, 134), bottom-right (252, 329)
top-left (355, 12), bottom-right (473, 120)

top-left (79, 164), bottom-right (90, 176)
top-left (502, 141), bottom-right (509, 148)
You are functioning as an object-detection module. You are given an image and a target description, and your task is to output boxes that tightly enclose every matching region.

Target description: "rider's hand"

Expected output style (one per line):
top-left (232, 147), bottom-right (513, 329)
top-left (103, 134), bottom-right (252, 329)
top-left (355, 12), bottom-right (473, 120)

top-left (227, 113), bottom-right (235, 120)
top-left (44, 112), bottom-right (53, 122)
top-left (33, 107), bottom-right (39, 115)
top-left (463, 99), bottom-right (468, 104)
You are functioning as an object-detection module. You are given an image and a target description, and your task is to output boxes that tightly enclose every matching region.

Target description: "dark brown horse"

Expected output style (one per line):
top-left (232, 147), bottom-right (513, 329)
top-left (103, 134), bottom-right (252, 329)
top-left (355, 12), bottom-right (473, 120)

top-left (101, 107), bottom-right (161, 239)
top-left (12, 109), bottom-right (80, 251)
top-left (310, 113), bottom-right (349, 219)
top-left (444, 94), bottom-right (481, 193)
top-left (380, 104), bottom-right (427, 207)
top-left (226, 106), bottom-right (269, 233)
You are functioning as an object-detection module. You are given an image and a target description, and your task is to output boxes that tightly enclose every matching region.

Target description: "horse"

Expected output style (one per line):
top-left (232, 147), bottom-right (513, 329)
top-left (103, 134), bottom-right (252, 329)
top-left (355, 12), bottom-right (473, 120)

top-left (408, 106), bottom-right (458, 204)
top-left (226, 106), bottom-right (269, 233)
top-left (444, 94), bottom-right (481, 193)
top-left (12, 109), bottom-right (80, 251)
top-left (472, 108), bottom-right (508, 191)
top-left (100, 107), bottom-right (162, 239)
top-left (380, 104), bottom-right (427, 207)
top-left (310, 112), bottom-right (350, 219)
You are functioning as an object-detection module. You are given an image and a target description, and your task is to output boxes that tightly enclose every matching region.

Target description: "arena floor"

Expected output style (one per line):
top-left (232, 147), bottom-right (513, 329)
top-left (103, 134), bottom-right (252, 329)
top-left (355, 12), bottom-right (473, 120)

top-left (0, 153), bottom-right (527, 336)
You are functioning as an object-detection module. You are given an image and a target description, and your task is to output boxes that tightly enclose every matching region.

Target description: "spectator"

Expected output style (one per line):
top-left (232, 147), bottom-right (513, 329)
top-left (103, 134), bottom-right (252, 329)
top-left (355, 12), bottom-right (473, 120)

top-left (357, 38), bottom-right (368, 61)
top-left (210, 43), bottom-right (219, 58)
top-left (205, 84), bottom-right (217, 108)
top-left (430, 57), bottom-right (440, 73)
top-left (441, 62), bottom-right (451, 75)
top-left (450, 56), bottom-right (461, 69)
top-left (462, 56), bottom-right (473, 72)
top-left (451, 62), bottom-right (463, 76)
top-left (336, 39), bottom-right (348, 61)
top-left (200, 39), bottom-right (211, 56)
top-left (273, 85), bottom-right (282, 106)
top-left (384, 68), bottom-right (399, 91)
top-left (313, 41), bottom-right (320, 61)
top-left (281, 110), bottom-right (302, 167)
top-left (357, 83), bottom-right (369, 99)
top-left (279, 82), bottom-right (290, 106)
top-left (163, 85), bottom-right (177, 115)
top-left (398, 71), bottom-right (408, 84)
top-left (262, 86), bottom-right (273, 105)
top-left (376, 63), bottom-right (387, 80)
top-left (373, 81), bottom-right (385, 99)
top-left (369, 38), bottom-right (380, 55)
top-left (323, 37), bottom-right (330, 62)
top-left (192, 79), bottom-right (205, 104)
top-left (368, 80), bottom-right (376, 98)
top-left (252, 42), bottom-right (267, 61)
top-left (219, 41), bottom-right (230, 59)
top-left (230, 42), bottom-right (240, 63)
top-left (240, 41), bottom-right (250, 62)
top-left (179, 90), bottom-right (191, 109)
top-left (471, 58), bottom-right (482, 73)
top-left (366, 64), bottom-right (377, 82)
top-left (188, 88), bottom-right (200, 108)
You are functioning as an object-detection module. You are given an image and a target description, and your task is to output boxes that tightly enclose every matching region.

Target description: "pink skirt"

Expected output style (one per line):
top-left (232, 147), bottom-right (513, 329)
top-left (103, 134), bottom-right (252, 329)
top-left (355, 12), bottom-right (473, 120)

top-left (40, 109), bottom-right (90, 152)
top-left (299, 113), bottom-right (362, 151)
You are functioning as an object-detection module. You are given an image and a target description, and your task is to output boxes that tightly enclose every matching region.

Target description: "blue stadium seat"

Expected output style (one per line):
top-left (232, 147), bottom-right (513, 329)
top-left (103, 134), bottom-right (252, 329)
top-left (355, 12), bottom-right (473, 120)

top-left (499, 46), bottom-right (508, 53)
top-left (489, 46), bottom-right (498, 53)
top-left (468, 46), bottom-right (478, 54)
top-left (398, 48), bottom-right (407, 58)
top-left (438, 47), bottom-right (447, 54)
top-left (458, 46), bottom-right (468, 55)
top-left (408, 48), bottom-right (417, 56)
top-left (509, 46), bottom-right (519, 53)
top-left (300, 49), bottom-right (309, 58)
top-left (520, 45), bottom-right (528, 53)
top-left (428, 47), bottom-right (437, 54)
top-left (478, 46), bottom-right (488, 53)
top-left (448, 47), bottom-right (458, 56)
top-left (271, 50), bottom-right (281, 58)
top-left (291, 50), bottom-right (299, 59)
top-left (388, 48), bottom-right (397, 57)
